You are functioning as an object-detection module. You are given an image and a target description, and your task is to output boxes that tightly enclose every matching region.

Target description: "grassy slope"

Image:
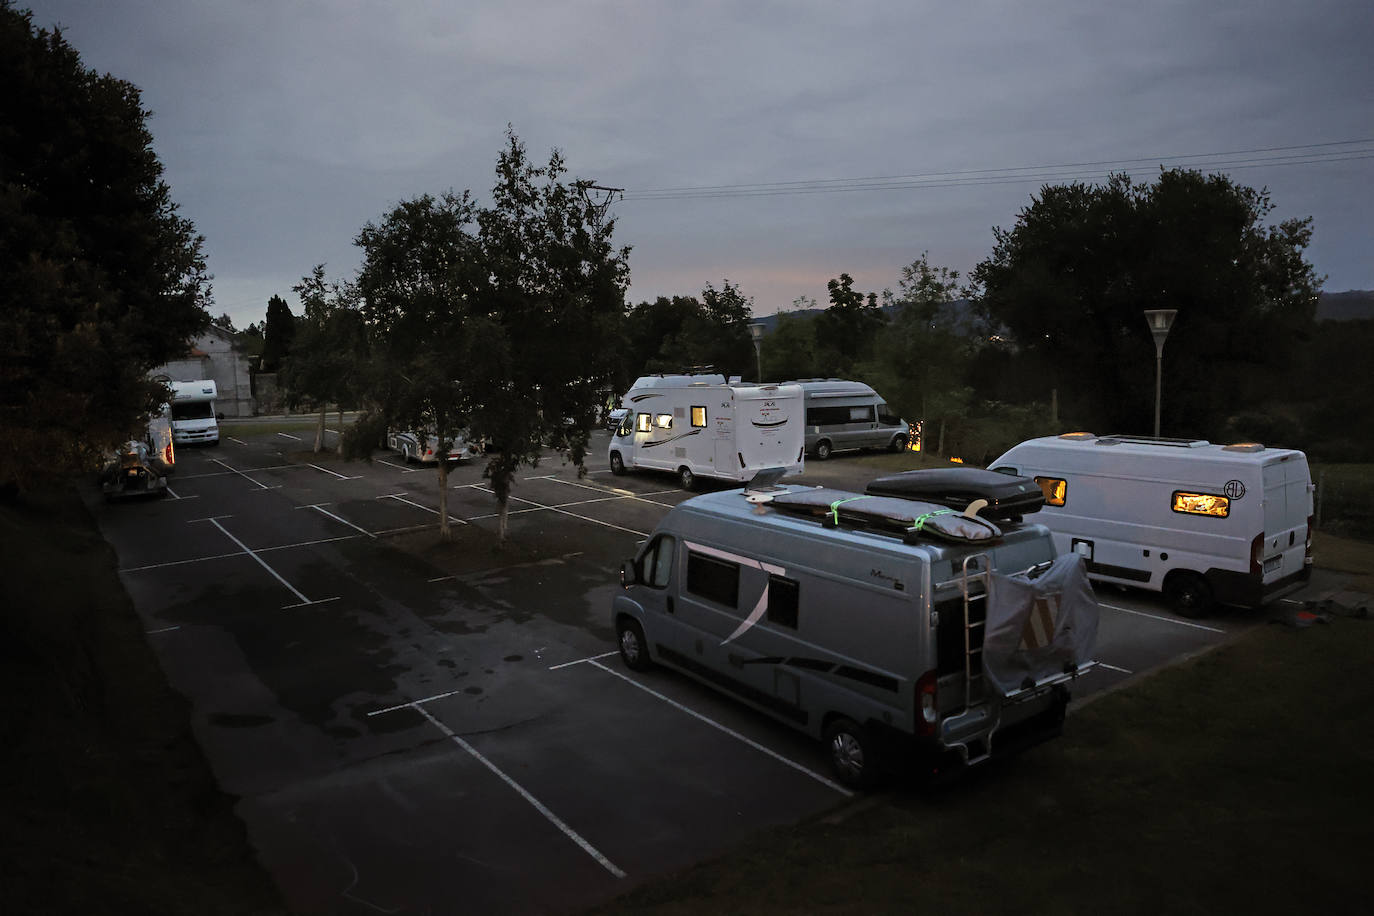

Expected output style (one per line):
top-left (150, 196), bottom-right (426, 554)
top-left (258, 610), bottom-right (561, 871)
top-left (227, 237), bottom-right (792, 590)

top-left (0, 488), bottom-right (285, 916)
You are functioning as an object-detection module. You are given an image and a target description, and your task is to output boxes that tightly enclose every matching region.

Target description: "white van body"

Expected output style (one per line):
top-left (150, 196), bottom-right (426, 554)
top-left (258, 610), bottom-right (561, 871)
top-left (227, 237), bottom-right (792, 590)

top-left (386, 430), bottom-right (481, 463)
top-left (786, 379), bottom-right (909, 459)
top-left (990, 433), bottom-right (1314, 615)
top-left (608, 374), bottom-right (804, 489)
top-left (169, 380), bottom-right (219, 446)
top-left (612, 479), bottom-right (1098, 787)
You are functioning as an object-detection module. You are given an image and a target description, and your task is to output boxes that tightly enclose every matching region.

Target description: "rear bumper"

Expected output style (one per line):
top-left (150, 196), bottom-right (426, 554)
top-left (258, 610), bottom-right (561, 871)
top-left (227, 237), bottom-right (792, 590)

top-left (1206, 565), bottom-right (1311, 609)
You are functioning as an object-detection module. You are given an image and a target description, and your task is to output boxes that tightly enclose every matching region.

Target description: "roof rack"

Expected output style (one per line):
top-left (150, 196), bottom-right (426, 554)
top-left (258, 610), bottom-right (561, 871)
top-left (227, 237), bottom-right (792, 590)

top-left (758, 487), bottom-right (1003, 546)
top-left (1095, 434), bottom-right (1209, 448)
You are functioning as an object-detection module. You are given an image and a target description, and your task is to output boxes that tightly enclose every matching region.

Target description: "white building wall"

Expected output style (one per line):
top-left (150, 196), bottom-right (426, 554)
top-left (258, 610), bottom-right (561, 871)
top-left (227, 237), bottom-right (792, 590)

top-left (152, 325), bottom-right (254, 417)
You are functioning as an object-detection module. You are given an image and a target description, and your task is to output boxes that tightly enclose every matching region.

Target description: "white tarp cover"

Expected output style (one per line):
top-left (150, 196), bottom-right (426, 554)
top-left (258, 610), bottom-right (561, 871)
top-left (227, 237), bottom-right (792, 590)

top-left (983, 554), bottom-right (1100, 695)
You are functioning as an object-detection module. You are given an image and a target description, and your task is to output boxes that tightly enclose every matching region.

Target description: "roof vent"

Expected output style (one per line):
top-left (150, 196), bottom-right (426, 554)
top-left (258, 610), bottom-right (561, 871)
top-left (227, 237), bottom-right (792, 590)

top-left (1058, 431), bottom-right (1095, 440)
top-left (1222, 442), bottom-right (1265, 453)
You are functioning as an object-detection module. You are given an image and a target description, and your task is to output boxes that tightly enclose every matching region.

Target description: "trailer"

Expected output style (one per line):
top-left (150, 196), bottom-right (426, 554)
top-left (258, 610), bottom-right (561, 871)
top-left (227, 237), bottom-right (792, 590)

top-left (608, 373), bottom-right (804, 489)
top-left (990, 433), bottom-right (1314, 616)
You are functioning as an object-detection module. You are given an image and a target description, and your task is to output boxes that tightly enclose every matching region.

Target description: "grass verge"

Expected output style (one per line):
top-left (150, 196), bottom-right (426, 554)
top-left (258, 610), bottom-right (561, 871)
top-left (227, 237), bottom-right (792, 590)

top-left (590, 617), bottom-right (1374, 915)
top-left (0, 487), bottom-right (285, 915)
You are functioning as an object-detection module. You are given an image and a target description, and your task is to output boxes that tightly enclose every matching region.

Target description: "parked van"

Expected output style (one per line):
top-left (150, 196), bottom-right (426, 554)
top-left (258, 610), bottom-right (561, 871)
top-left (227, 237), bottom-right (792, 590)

top-left (386, 430), bottom-right (482, 463)
top-left (612, 472), bottom-right (1099, 787)
top-left (786, 379), bottom-right (907, 459)
top-left (990, 433), bottom-right (1314, 616)
top-left (169, 380), bottom-right (219, 446)
top-left (609, 373), bottom-right (804, 489)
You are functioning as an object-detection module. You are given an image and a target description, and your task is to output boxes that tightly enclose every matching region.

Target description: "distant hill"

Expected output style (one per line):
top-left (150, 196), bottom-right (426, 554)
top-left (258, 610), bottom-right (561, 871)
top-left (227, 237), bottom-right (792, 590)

top-left (752, 291), bottom-right (1374, 331)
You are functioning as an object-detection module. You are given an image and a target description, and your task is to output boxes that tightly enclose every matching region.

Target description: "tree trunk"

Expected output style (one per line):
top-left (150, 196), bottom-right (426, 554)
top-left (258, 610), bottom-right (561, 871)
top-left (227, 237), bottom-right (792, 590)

top-left (437, 457), bottom-right (451, 542)
top-left (314, 406), bottom-right (326, 452)
top-left (937, 418), bottom-right (946, 457)
top-left (497, 494), bottom-right (509, 542)
top-left (336, 407), bottom-right (345, 455)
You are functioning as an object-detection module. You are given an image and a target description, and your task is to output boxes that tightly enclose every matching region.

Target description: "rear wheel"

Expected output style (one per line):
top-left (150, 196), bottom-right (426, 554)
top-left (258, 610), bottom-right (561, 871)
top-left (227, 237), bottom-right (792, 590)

top-left (610, 452), bottom-right (626, 475)
top-left (617, 618), bottom-right (653, 671)
top-left (889, 434), bottom-right (906, 452)
top-left (679, 466), bottom-right (696, 491)
top-left (824, 716), bottom-right (880, 790)
top-left (815, 440), bottom-right (832, 460)
top-left (1165, 571), bottom-right (1213, 618)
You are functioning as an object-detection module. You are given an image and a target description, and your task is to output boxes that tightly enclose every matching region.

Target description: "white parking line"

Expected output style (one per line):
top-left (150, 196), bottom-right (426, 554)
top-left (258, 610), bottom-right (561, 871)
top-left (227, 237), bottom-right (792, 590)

top-left (587, 659), bottom-right (853, 797)
top-left (465, 486), bottom-right (648, 538)
top-left (548, 651), bottom-right (618, 671)
top-left (1097, 662), bottom-right (1134, 674)
top-left (164, 487), bottom-right (200, 501)
top-left (277, 432), bottom-right (302, 441)
top-left (379, 493), bottom-right (468, 525)
top-left (539, 476), bottom-right (680, 508)
top-left (194, 517), bottom-right (337, 608)
top-left (377, 458), bottom-right (424, 474)
top-left (300, 503), bottom-right (376, 539)
top-left (175, 463), bottom-right (295, 479)
top-left (411, 704), bottom-right (627, 879)
top-left (227, 436), bottom-right (248, 445)
top-left (1096, 603), bottom-right (1227, 633)
top-left (146, 625), bottom-right (181, 635)
top-left (211, 458), bottom-right (281, 490)
top-left (307, 463), bottom-right (362, 481)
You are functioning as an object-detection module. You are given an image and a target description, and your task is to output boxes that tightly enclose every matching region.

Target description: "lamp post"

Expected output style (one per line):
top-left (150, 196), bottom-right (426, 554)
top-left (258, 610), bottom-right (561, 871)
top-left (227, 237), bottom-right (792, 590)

top-left (748, 322), bottom-right (764, 382)
top-left (1143, 309), bottom-right (1177, 437)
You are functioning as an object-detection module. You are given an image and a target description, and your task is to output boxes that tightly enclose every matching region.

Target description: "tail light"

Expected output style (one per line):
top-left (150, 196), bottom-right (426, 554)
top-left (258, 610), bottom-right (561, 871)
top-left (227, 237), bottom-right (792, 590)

top-left (916, 669), bottom-right (938, 736)
top-left (1250, 532), bottom-right (1264, 577)
top-left (163, 443), bottom-right (174, 465)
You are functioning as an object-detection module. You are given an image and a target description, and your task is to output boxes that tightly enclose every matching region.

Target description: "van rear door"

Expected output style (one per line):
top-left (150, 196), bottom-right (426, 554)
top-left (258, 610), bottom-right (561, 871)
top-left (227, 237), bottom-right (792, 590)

top-left (1261, 456), bottom-right (1312, 582)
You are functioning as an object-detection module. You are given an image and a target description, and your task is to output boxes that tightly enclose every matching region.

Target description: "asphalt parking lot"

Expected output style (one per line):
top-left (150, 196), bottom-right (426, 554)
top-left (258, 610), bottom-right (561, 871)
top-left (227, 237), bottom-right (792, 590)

top-left (88, 426), bottom-right (1328, 914)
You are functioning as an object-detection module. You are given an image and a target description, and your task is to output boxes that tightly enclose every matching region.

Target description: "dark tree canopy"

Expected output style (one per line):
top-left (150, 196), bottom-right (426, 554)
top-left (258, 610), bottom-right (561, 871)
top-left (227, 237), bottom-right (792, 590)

top-left (971, 169), bottom-right (1322, 436)
top-left (624, 280), bottom-right (756, 381)
top-left (815, 273), bottom-right (885, 376)
top-left (259, 294), bottom-right (297, 372)
top-left (0, 1), bottom-right (211, 490)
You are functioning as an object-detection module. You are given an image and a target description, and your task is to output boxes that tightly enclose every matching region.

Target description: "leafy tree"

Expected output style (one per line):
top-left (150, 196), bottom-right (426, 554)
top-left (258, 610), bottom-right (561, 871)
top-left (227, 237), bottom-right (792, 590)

top-left (212, 313), bottom-right (237, 332)
top-left (355, 192), bottom-right (481, 541)
top-left (815, 273), bottom-right (885, 376)
top-left (624, 281), bottom-right (755, 380)
top-left (281, 265), bottom-right (367, 453)
top-left (0, 2), bottom-right (210, 493)
top-left (698, 280), bottom-right (757, 379)
top-left (971, 169), bottom-right (1322, 435)
top-left (625, 295), bottom-right (707, 374)
top-left (260, 294), bottom-right (296, 372)
top-left (470, 131), bottom-right (630, 540)
top-left (760, 311), bottom-right (820, 381)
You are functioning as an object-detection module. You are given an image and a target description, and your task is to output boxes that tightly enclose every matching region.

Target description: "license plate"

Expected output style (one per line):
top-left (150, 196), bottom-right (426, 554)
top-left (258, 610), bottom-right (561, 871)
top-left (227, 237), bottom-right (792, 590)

top-left (1263, 556), bottom-right (1282, 573)
top-left (127, 469), bottom-right (140, 477)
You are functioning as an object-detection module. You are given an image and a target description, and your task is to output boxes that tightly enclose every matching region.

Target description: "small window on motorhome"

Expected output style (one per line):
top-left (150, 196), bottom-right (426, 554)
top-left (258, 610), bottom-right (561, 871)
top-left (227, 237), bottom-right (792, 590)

top-left (641, 535), bottom-right (675, 588)
top-left (1035, 476), bottom-right (1067, 506)
top-left (848, 405), bottom-right (875, 422)
top-left (807, 406), bottom-right (852, 426)
top-left (686, 551), bottom-right (739, 608)
top-left (691, 406), bottom-right (707, 428)
top-left (876, 404), bottom-right (902, 426)
top-left (767, 575), bottom-right (799, 628)
top-left (655, 414), bottom-right (673, 429)
top-left (637, 413), bottom-right (652, 433)
top-left (1172, 491), bottom-right (1230, 518)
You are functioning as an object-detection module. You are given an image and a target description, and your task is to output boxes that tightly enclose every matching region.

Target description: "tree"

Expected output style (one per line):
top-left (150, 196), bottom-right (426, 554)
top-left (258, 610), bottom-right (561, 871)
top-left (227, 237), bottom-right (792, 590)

top-left (259, 294), bottom-right (296, 372)
top-left (624, 281), bottom-right (755, 381)
top-left (470, 131), bottom-right (630, 540)
top-left (971, 169), bottom-right (1322, 435)
top-left (212, 313), bottom-right (237, 332)
top-left (814, 273), bottom-right (885, 376)
top-left (281, 265), bottom-right (366, 453)
top-left (760, 311), bottom-right (820, 382)
top-left (0, 2), bottom-right (211, 493)
top-left (355, 192), bottom-right (481, 541)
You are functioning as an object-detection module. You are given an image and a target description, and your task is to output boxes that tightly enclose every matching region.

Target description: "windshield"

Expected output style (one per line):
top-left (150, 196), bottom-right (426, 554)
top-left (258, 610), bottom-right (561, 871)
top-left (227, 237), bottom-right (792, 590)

top-left (171, 402), bottom-right (214, 421)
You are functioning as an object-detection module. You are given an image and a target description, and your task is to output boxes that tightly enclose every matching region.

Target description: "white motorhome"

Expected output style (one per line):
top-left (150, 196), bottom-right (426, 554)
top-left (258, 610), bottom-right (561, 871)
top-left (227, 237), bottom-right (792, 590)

top-left (169, 380), bottom-right (219, 446)
top-left (613, 473), bottom-right (1099, 788)
top-left (990, 433), bottom-right (1314, 616)
top-left (786, 379), bottom-right (909, 459)
top-left (608, 374), bottom-right (804, 489)
top-left (386, 430), bottom-right (482, 464)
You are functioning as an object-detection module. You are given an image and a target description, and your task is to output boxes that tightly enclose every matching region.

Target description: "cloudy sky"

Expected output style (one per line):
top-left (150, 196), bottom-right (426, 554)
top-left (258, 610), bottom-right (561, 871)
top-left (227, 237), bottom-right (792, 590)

top-left (25, 0), bottom-right (1374, 330)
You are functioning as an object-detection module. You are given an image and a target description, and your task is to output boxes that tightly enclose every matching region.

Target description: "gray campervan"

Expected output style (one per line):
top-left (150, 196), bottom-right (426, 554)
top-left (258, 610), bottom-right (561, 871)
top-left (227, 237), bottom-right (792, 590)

top-left (787, 379), bottom-right (908, 459)
top-left (612, 472), bottom-right (1099, 788)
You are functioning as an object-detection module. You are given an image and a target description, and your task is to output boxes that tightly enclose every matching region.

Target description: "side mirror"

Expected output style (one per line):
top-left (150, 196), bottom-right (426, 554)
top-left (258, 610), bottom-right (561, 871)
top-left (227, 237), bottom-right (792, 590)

top-left (216, 412), bottom-right (225, 421)
top-left (620, 560), bottom-right (637, 588)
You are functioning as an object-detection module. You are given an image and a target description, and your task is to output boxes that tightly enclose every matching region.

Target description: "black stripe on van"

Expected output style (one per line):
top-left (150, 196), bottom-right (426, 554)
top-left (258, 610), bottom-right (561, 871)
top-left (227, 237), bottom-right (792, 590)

top-left (1087, 561), bottom-right (1151, 583)
top-left (658, 645), bottom-right (808, 724)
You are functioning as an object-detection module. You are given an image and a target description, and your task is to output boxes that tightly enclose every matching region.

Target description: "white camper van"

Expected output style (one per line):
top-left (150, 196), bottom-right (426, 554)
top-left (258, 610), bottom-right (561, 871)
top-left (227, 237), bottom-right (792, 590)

top-left (169, 380), bottom-right (219, 446)
top-left (786, 379), bottom-right (909, 459)
top-left (990, 433), bottom-right (1314, 616)
top-left (608, 374), bottom-right (804, 489)
top-left (613, 473), bottom-right (1099, 788)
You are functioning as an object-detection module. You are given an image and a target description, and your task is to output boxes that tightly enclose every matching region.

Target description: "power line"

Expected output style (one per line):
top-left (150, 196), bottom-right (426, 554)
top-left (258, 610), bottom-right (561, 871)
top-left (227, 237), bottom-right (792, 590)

top-left (620, 139), bottom-right (1374, 202)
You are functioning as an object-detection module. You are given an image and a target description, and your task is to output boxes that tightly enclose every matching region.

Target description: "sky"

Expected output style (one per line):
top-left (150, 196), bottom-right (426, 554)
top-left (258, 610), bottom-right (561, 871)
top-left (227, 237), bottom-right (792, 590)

top-left (23, 0), bottom-right (1374, 331)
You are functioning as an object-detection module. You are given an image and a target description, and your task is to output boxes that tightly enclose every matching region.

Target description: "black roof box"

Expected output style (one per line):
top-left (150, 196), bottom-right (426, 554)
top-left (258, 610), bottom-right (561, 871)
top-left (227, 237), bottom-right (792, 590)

top-left (865, 467), bottom-right (1044, 520)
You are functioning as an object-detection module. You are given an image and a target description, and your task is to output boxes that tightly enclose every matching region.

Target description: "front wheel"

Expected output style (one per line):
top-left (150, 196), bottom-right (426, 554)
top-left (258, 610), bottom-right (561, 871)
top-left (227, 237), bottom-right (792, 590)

top-left (610, 452), bottom-right (626, 476)
top-left (617, 618), bottom-right (653, 671)
top-left (679, 466), bottom-right (696, 491)
top-left (1164, 571), bottom-right (1213, 618)
top-left (815, 440), bottom-right (832, 460)
top-left (824, 716), bottom-right (880, 790)
top-left (889, 434), bottom-right (906, 453)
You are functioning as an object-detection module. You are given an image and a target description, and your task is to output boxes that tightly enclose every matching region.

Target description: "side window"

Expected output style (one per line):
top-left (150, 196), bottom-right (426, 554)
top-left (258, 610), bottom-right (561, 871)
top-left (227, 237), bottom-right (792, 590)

top-left (806, 405), bottom-right (850, 426)
top-left (655, 413), bottom-right (673, 429)
top-left (686, 551), bottom-right (740, 608)
top-left (1035, 476), bottom-right (1067, 506)
top-left (876, 404), bottom-right (902, 426)
top-left (992, 466), bottom-right (1017, 475)
top-left (640, 535), bottom-right (676, 587)
top-left (767, 575), bottom-right (799, 629)
top-left (1172, 491), bottom-right (1230, 518)
top-left (848, 405), bottom-right (875, 422)
top-left (636, 412), bottom-right (652, 433)
top-left (690, 406), bottom-right (707, 428)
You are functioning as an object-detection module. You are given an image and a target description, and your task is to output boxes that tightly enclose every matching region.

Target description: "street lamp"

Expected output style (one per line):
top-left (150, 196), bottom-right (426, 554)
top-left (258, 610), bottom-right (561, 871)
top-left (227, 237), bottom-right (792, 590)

top-left (748, 322), bottom-right (765, 382)
top-left (1143, 309), bottom-right (1177, 437)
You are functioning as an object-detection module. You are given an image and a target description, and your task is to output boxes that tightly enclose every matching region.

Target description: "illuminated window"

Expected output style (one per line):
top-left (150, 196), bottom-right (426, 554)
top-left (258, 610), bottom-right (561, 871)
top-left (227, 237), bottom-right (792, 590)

top-left (655, 414), bottom-right (673, 429)
top-left (1035, 476), bottom-right (1067, 506)
top-left (691, 406), bottom-right (707, 428)
top-left (1172, 491), bottom-right (1230, 517)
top-left (637, 412), bottom-right (652, 433)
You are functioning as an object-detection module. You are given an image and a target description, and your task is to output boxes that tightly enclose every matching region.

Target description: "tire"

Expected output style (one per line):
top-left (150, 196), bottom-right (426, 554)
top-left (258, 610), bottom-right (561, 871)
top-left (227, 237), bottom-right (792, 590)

top-left (679, 466), bottom-right (696, 491)
top-left (824, 716), bottom-right (880, 790)
top-left (617, 618), bottom-right (653, 671)
top-left (401, 443), bottom-right (413, 464)
top-left (610, 452), bottom-right (626, 476)
top-left (815, 440), bottom-right (832, 460)
top-left (889, 434), bottom-right (906, 453)
top-left (1164, 571), bottom-right (1213, 618)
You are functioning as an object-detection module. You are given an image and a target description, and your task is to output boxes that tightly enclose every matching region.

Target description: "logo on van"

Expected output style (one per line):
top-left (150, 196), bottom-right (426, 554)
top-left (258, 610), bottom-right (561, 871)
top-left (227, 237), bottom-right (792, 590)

top-left (1224, 479), bottom-right (1247, 499)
